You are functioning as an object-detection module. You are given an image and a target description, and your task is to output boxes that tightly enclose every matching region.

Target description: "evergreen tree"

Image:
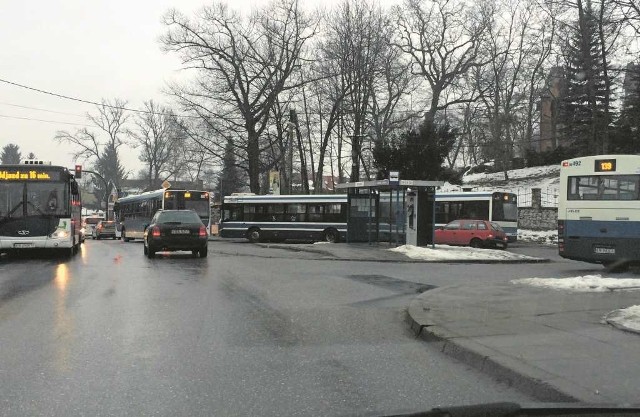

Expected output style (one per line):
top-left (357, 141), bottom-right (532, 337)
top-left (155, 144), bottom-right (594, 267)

top-left (1, 143), bottom-right (22, 164)
top-left (372, 121), bottom-right (457, 181)
top-left (558, 0), bottom-right (610, 156)
top-left (217, 139), bottom-right (241, 200)
top-left (92, 143), bottom-right (127, 206)
top-left (612, 64), bottom-right (640, 153)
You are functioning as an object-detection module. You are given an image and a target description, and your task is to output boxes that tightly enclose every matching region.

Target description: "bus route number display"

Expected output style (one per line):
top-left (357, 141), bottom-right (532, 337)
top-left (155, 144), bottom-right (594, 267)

top-left (594, 159), bottom-right (616, 172)
top-left (0, 169), bottom-right (60, 181)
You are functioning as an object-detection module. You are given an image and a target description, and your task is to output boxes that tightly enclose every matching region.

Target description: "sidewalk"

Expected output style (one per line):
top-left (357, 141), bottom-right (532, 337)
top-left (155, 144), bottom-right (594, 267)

top-left (253, 242), bottom-right (549, 263)
top-left (407, 280), bottom-right (640, 405)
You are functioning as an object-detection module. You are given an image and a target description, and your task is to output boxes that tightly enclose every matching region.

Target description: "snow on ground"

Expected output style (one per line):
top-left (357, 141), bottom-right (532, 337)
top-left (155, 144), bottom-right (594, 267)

top-left (389, 244), bottom-right (540, 261)
top-left (440, 164), bottom-right (560, 197)
top-left (605, 305), bottom-right (640, 333)
top-left (518, 229), bottom-right (558, 245)
top-left (512, 275), bottom-right (640, 292)
top-left (463, 164), bottom-right (560, 185)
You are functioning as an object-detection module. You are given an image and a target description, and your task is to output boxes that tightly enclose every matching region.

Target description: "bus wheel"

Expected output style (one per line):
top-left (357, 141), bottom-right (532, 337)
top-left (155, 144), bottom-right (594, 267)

top-left (247, 228), bottom-right (262, 243)
top-left (323, 228), bottom-right (339, 243)
top-left (470, 238), bottom-right (483, 248)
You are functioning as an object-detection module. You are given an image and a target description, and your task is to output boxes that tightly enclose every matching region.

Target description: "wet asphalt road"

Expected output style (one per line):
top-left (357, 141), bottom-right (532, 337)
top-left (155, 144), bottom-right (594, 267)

top-left (0, 239), bottom-right (547, 416)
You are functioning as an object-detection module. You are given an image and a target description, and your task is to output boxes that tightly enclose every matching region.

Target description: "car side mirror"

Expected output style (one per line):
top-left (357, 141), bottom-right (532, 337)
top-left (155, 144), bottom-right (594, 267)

top-left (143, 224), bottom-right (149, 230)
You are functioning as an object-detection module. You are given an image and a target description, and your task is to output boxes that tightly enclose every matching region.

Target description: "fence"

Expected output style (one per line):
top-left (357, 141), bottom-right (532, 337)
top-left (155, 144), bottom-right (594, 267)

top-left (515, 187), bottom-right (558, 208)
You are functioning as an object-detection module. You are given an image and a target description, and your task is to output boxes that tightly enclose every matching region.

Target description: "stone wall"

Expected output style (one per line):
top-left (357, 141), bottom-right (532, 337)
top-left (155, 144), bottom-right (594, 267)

top-left (518, 188), bottom-right (558, 230)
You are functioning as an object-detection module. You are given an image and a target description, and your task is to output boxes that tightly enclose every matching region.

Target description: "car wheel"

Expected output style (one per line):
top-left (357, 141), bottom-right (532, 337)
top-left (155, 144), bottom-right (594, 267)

top-left (247, 227), bottom-right (261, 243)
top-left (323, 228), bottom-right (339, 243)
top-left (200, 246), bottom-right (208, 258)
top-left (191, 250), bottom-right (198, 258)
top-left (470, 238), bottom-right (483, 248)
top-left (143, 242), bottom-right (148, 255)
top-left (147, 246), bottom-right (155, 259)
top-left (123, 229), bottom-right (130, 242)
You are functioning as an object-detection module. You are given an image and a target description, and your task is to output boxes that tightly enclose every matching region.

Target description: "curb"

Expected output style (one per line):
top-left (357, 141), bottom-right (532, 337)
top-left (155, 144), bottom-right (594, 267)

top-left (406, 296), bottom-right (584, 403)
top-left (207, 247), bottom-right (550, 264)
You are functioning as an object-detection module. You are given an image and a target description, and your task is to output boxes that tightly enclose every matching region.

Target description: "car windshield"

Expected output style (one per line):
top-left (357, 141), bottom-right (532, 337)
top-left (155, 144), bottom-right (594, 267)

top-left (157, 211), bottom-right (201, 224)
top-left (3, 0), bottom-right (637, 414)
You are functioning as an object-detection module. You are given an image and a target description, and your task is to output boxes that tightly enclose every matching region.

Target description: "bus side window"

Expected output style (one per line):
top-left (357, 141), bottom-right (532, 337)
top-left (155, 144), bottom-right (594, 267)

top-left (287, 204), bottom-right (306, 222)
top-left (307, 204), bottom-right (324, 222)
top-left (267, 204), bottom-right (285, 222)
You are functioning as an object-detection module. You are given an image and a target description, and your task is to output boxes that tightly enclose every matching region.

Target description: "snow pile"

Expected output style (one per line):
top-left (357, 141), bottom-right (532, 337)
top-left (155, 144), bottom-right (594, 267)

top-left (605, 305), bottom-right (640, 333)
top-left (512, 275), bottom-right (640, 292)
top-left (518, 229), bottom-right (558, 245)
top-left (390, 244), bottom-right (540, 261)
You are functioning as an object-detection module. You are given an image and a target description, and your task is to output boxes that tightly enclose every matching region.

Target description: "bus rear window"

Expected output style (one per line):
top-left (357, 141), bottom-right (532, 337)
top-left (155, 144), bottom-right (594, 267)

top-left (568, 175), bottom-right (640, 201)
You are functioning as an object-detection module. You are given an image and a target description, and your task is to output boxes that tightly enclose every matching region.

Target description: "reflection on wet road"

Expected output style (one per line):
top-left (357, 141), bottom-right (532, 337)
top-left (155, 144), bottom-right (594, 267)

top-left (0, 240), bottom-right (533, 416)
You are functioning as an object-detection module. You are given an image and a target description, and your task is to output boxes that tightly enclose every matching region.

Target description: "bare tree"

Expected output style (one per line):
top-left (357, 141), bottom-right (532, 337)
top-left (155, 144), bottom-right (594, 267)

top-left (55, 98), bottom-right (129, 198)
top-left (129, 100), bottom-right (181, 188)
top-left (161, 0), bottom-right (317, 193)
top-left (395, 0), bottom-right (493, 124)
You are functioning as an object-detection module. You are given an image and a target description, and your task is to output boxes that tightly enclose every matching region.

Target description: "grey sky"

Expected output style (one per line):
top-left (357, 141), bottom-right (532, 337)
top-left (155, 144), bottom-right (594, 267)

top-left (0, 0), bottom-right (264, 173)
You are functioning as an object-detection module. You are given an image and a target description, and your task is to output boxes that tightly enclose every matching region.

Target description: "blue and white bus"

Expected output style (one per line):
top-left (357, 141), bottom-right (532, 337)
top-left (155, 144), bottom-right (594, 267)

top-left (114, 189), bottom-right (211, 241)
top-left (220, 190), bottom-right (518, 243)
top-left (0, 161), bottom-right (82, 256)
top-left (558, 154), bottom-right (640, 266)
top-left (219, 194), bottom-right (348, 243)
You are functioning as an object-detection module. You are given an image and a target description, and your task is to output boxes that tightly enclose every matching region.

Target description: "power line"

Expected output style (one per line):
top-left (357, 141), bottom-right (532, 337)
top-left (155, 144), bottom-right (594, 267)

top-left (0, 102), bottom-right (87, 118)
top-left (0, 113), bottom-right (93, 127)
top-left (0, 77), bottom-right (200, 119)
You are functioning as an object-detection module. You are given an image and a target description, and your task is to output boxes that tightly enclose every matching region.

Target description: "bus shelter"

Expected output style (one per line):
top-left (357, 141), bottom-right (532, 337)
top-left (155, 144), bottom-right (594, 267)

top-left (335, 179), bottom-right (443, 245)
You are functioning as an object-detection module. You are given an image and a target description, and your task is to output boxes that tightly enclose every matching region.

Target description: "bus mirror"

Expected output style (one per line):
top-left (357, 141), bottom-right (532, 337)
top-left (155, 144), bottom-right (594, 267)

top-left (71, 181), bottom-right (79, 195)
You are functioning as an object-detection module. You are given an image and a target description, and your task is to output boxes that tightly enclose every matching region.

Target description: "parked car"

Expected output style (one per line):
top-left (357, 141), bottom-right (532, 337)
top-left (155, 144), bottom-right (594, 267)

top-left (143, 210), bottom-right (208, 258)
top-left (434, 219), bottom-right (508, 249)
top-left (92, 221), bottom-right (117, 240)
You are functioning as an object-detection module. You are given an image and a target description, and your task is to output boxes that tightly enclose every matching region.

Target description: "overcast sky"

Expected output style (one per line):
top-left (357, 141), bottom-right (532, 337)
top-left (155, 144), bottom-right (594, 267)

top-left (0, 0), bottom-right (299, 174)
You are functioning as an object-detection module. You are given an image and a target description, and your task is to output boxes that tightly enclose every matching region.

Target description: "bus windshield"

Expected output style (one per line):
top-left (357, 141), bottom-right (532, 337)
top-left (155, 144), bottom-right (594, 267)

top-left (0, 181), bottom-right (68, 220)
top-left (492, 199), bottom-right (518, 222)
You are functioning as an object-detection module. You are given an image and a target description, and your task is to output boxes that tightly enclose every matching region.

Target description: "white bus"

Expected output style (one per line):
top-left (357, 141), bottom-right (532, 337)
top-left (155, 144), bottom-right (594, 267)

top-left (114, 189), bottom-right (211, 241)
top-left (558, 154), bottom-right (640, 267)
top-left (220, 190), bottom-right (518, 243)
top-left (219, 194), bottom-right (348, 243)
top-left (0, 161), bottom-right (82, 256)
top-left (434, 191), bottom-right (519, 241)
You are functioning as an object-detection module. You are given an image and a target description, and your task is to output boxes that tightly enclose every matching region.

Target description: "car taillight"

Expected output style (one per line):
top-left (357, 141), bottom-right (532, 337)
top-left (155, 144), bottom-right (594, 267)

top-left (488, 234), bottom-right (494, 238)
top-left (199, 226), bottom-right (207, 237)
top-left (152, 226), bottom-right (161, 237)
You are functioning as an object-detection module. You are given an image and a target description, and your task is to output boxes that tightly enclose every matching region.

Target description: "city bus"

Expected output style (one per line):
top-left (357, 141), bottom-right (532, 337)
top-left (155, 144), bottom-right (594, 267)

top-left (434, 191), bottom-right (519, 241)
top-left (219, 194), bottom-right (348, 243)
top-left (0, 161), bottom-right (82, 256)
top-left (220, 190), bottom-right (518, 243)
top-left (558, 154), bottom-right (640, 267)
top-left (114, 189), bottom-right (211, 241)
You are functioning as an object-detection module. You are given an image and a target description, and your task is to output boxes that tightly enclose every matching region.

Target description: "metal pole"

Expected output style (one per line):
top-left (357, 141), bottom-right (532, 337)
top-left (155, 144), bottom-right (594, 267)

top-left (368, 187), bottom-right (372, 246)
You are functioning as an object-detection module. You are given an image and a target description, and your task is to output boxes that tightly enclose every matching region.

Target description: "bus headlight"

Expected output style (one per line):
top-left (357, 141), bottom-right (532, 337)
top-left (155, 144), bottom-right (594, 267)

top-left (51, 229), bottom-right (69, 239)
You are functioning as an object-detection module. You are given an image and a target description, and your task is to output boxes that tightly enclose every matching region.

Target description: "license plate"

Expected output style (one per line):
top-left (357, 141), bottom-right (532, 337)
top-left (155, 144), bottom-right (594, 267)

top-left (594, 247), bottom-right (615, 254)
top-left (14, 243), bottom-right (35, 248)
top-left (171, 230), bottom-right (190, 235)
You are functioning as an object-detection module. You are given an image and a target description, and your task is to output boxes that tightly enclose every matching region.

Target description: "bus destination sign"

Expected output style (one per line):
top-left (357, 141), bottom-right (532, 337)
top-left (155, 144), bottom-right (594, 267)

top-left (594, 159), bottom-right (616, 172)
top-left (0, 169), bottom-right (60, 181)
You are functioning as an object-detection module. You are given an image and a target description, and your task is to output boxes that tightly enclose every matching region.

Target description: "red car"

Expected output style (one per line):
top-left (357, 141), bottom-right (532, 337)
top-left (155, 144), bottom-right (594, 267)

top-left (434, 219), bottom-right (508, 249)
